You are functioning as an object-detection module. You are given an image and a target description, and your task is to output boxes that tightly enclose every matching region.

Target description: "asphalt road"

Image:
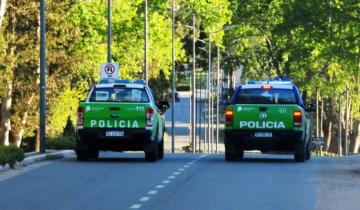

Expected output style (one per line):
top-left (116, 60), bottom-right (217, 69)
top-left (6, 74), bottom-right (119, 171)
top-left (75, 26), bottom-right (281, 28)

top-left (0, 153), bottom-right (360, 210)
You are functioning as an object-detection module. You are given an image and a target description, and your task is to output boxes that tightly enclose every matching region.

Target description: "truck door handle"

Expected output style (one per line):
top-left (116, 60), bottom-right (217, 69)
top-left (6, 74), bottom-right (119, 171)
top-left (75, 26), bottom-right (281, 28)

top-left (259, 107), bottom-right (267, 112)
top-left (109, 107), bottom-right (120, 111)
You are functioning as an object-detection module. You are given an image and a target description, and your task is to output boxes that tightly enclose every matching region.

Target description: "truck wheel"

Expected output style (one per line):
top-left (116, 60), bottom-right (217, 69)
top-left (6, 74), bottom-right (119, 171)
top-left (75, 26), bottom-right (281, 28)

top-left (225, 150), bottom-right (243, 161)
top-left (294, 143), bottom-right (306, 162)
top-left (305, 141), bottom-right (311, 160)
top-left (239, 150), bottom-right (244, 159)
top-left (76, 140), bottom-right (89, 161)
top-left (76, 150), bottom-right (89, 161)
top-left (89, 149), bottom-right (99, 160)
top-left (225, 151), bottom-right (236, 161)
top-left (145, 142), bottom-right (158, 162)
top-left (158, 137), bottom-right (164, 160)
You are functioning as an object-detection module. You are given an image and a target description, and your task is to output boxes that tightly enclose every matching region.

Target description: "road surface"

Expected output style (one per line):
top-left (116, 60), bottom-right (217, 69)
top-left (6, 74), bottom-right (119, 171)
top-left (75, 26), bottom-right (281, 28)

top-left (1, 153), bottom-right (359, 210)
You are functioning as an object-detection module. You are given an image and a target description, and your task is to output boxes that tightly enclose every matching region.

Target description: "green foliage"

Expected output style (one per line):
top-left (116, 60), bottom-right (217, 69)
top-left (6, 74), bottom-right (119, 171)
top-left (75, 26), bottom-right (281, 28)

top-left (224, 0), bottom-right (360, 120)
top-left (0, 0), bottom-right (359, 147)
top-left (63, 116), bottom-right (76, 139)
top-left (46, 136), bottom-right (75, 150)
top-left (0, 145), bottom-right (25, 166)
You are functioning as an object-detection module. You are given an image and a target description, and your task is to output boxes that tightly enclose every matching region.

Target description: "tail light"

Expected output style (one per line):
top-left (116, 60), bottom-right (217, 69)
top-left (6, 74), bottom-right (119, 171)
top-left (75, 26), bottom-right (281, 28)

top-left (77, 107), bottom-right (84, 128)
top-left (225, 109), bottom-right (234, 126)
top-left (293, 110), bottom-right (302, 127)
top-left (262, 85), bottom-right (272, 91)
top-left (146, 107), bottom-right (154, 127)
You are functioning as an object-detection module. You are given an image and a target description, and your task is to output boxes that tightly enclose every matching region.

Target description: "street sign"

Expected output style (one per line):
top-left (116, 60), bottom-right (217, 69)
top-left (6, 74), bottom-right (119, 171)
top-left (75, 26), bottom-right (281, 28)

top-left (312, 137), bottom-right (325, 146)
top-left (100, 63), bottom-right (119, 81)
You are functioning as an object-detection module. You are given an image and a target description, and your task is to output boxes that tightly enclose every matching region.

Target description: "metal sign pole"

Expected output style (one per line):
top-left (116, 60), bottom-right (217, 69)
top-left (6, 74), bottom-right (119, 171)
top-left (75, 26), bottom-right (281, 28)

top-left (191, 15), bottom-right (196, 153)
top-left (107, 0), bottom-right (112, 63)
top-left (40, 0), bottom-right (46, 153)
top-left (338, 94), bottom-right (342, 157)
top-left (207, 36), bottom-right (211, 154)
top-left (216, 46), bottom-right (220, 154)
top-left (144, 0), bottom-right (148, 82)
top-left (345, 87), bottom-right (349, 156)
top-left (171, 0), bottom-right (175, 153)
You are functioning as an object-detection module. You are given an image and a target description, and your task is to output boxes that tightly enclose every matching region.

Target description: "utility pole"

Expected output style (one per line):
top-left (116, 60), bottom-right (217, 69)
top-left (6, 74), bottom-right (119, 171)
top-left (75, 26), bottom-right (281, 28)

top-left (338, 94), bottom-right (342, 157)
top-left (207, 36), bottom-right (211, 154)
top-left (191, 15), bottom-right (196, 153)
top-left (40, 0), bottom-right (46, 153)
top-left (144, 0), bottom-right (148, 82)
top-left (198, 72), bottom-right (202, 153)
top-left (316, 88), bottom-right (319, 137)
top-left (345, 87), bottom-right (349, 156)
top-left (107, 0), bottom-right (112, 63)
top-left (216, 46), bottom-right (220, 154)
top-left (171, 0), bottom-right (175, 153)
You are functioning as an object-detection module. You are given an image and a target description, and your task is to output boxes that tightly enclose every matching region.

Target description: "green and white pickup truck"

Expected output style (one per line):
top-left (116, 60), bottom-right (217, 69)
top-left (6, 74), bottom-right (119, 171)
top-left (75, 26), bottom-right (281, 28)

top-left (76, 79), bottom-right (169, 162)
top-left (224, 80), bottom-right (315, 162)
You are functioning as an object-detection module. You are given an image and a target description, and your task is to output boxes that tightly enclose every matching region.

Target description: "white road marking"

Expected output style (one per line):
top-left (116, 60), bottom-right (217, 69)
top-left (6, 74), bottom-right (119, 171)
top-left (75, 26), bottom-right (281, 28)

top-left (130, 204), bottom-right (142, 209)
top-left (148, 190), bottom-right (157, 195)
top-left (162, 180), bottom-right (170, 184)
top-left (139, 197), bottom-right (150, 202)
top-left (130, 157), bottom-right (202, 210)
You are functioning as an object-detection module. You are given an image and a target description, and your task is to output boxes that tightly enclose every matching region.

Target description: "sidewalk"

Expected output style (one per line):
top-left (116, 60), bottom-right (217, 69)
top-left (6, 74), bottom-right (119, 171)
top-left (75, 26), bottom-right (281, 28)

top-left (0, 150), bottom-right (74, 173)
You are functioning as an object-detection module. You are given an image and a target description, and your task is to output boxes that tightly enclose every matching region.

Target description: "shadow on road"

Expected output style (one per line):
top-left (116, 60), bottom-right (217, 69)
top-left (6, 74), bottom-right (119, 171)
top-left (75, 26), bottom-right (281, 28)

top-left (203, 154), bottom-right (297, 164)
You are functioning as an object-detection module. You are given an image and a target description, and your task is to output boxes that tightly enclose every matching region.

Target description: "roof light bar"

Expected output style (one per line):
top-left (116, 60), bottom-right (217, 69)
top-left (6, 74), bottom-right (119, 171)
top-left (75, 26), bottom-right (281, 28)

top-left (247, 80), bottom-right (292, 85)
top-left (100, 79), bottom-right (146, 85)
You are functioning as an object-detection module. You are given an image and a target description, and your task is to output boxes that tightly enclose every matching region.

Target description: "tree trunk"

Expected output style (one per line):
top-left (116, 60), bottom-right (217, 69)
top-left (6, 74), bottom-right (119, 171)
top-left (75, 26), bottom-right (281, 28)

top-left (349, 120), bottom-right (360, 154)
top-left (324, 120), bottom-right (332, 151)
top-left (10, 93), bottom-right (36, 147)
top-left (0, 0), bottom-right (6, 27)
top-left (323, 98), bottom-right (333, 151)
top-left (0, 82), bottom-right (12, 145)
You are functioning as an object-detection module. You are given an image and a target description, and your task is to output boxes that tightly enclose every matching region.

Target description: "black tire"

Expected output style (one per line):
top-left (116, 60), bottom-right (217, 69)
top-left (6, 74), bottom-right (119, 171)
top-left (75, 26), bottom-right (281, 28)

top-left (294, 143), bottom-right (306, 162)
top-left (225, 150), bottom-right (243, 161)
top-left (76, 150), bottom-right (89, 161)
top-left (76, 140), bottom-right (89, 161)
top-left (225, 151), bottom-right (236, 161)
top-left (305, 141), bottom-right (311, 160)
top-left (145, 142), bottom-right (158, 162)
top-left (89, 149), bottom-right (99, 160)
top-left (238, 150), bottom-right (244, 159)
top-left (158, 137), bottom-right (164, 160)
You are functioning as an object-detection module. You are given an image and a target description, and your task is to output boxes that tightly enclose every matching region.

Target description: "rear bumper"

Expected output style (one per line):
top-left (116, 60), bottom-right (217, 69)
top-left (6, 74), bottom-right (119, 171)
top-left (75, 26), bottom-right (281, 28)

top-left (76, 128), bottom-right (152, 151)
top-left (224, 129), bottom-right (303, 152)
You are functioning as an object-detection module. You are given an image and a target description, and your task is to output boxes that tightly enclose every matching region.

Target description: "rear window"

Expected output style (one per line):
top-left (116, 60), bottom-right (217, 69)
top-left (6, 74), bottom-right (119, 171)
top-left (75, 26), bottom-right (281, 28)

top-left (235, 88), bottom-right (297, 104)
top-left (89, 87), bottom-right (149, 103)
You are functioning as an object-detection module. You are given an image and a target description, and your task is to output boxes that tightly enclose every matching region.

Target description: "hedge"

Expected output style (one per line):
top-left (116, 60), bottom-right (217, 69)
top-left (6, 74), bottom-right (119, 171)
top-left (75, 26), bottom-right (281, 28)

top-left (0, 145), bottom-right (25, 167)
top-left (46, 136), bottom-right (75, 150)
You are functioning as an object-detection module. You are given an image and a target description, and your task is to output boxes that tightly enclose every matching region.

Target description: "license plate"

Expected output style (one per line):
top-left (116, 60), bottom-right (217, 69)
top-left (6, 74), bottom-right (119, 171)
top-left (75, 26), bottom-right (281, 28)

top-left (106, 131), bottom-right (124, 137)
top-left (255, 132), bottom-right (272, 138)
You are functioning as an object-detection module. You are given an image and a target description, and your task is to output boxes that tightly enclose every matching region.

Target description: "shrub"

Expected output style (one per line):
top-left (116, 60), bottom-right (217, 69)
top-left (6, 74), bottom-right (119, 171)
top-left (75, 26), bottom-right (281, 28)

top-left (46, 136), bottom-right (75, 150)
top-left (0, 145), bottom-right (25, 166)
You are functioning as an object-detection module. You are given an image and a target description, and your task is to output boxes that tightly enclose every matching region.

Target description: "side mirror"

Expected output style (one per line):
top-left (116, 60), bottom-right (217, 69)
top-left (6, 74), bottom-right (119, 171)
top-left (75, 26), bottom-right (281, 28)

top-left (226, 99), bottom-right (232, 106)
top-left (305, 103), bottom-right (316, 112)
top-left (157, 101), bottom-right (170, 111)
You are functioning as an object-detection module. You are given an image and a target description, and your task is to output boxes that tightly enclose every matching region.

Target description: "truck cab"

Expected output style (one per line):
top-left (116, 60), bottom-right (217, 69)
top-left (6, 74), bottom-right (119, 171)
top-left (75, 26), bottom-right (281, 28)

top-left (224, 80), bottom-right (313, 162)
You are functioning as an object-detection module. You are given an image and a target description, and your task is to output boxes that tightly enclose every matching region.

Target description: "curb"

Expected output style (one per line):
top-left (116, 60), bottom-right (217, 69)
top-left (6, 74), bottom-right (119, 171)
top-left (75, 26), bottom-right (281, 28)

top-left (0, 150), bottom-right (75, 173)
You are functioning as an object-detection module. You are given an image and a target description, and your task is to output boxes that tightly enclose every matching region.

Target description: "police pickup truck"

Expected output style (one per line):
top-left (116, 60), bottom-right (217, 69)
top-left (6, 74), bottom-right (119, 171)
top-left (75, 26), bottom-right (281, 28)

top-left (224, 80), bottom-right (314, 162)
top-left (76, 79), bottom-right (169, 162)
